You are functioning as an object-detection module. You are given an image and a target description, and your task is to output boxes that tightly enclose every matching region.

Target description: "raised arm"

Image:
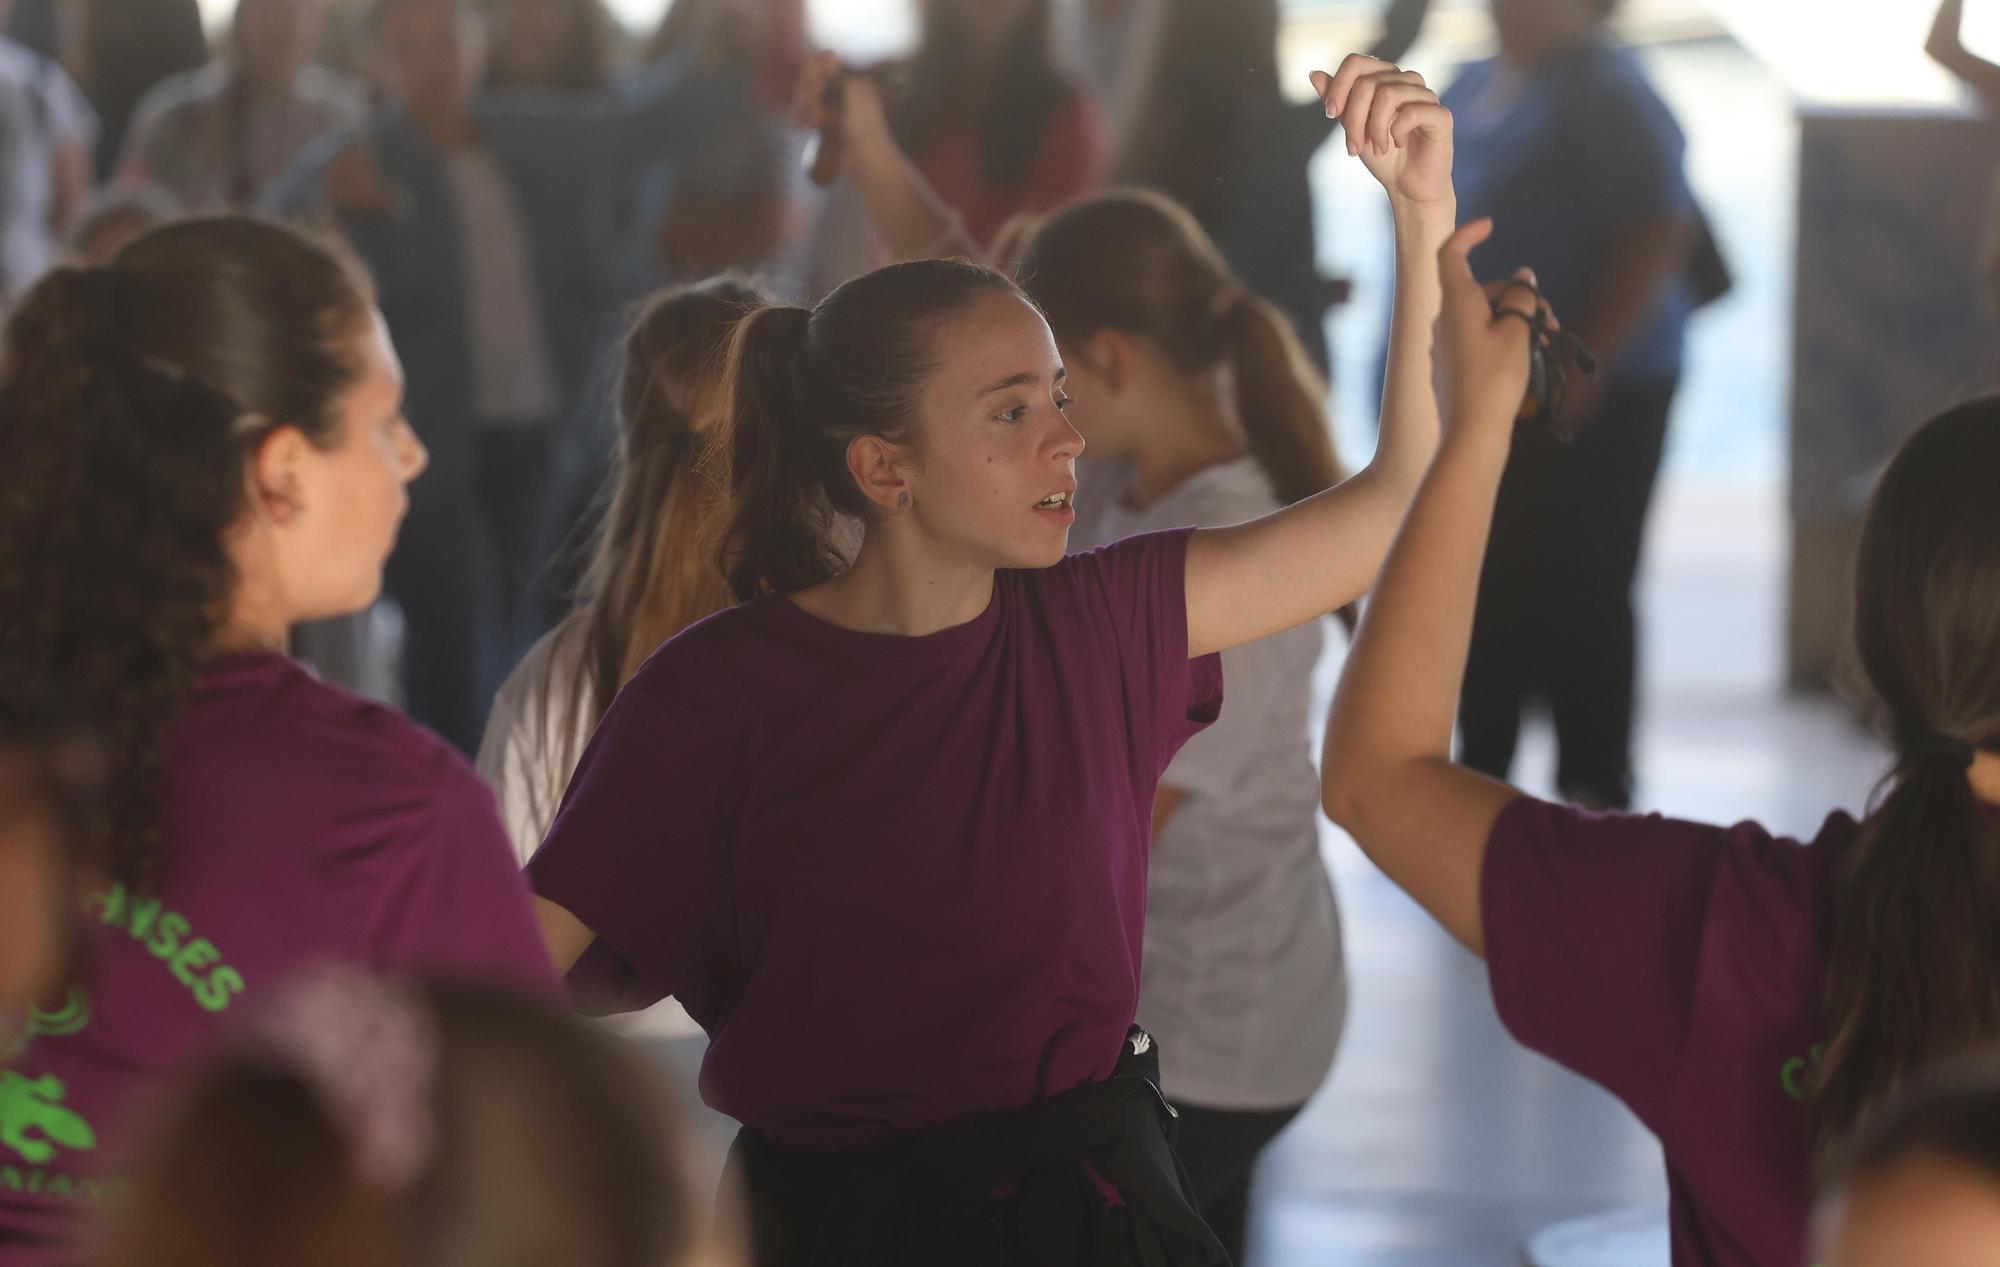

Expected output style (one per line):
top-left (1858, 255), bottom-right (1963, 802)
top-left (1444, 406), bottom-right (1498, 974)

top-left (1318, 220), bottom-right (1542, 955)
top-left (790, 52), bottom-right (984, 262)
top-left (1182, 54), bottom-right (1452, 658)
top-left (1929, 0), bottom-right (2000, 107)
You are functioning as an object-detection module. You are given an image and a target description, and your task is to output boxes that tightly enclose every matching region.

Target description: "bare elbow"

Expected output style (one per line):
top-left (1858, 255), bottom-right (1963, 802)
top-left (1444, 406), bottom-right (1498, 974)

top-left (1319, 742), bottom-right (1377, 834)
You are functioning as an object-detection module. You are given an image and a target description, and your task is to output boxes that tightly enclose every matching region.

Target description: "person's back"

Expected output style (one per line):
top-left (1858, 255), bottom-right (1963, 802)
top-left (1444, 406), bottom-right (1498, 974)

top-left (3, 653), bottom-right (554, 1252)
top-left (1321, 200), bottom-right (2000, 1264)
top-left (0, 216), bottom-right (555, 1263)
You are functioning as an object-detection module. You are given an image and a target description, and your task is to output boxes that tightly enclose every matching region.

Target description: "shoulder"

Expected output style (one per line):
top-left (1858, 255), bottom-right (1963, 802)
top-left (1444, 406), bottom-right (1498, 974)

top-left (252, 657), bottom-right (489, 811)
top-left (617, 600), bottom-right (770, 718)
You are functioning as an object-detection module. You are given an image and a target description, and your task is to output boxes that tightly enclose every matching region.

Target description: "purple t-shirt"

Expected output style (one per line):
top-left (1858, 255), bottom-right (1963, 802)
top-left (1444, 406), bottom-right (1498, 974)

top-left (1482, 796), bottom-right (1854, 1267)
top-left (0, 653), bottom-right (557, 1255)
top-left (529, 529), bottom-right (1223, 1150)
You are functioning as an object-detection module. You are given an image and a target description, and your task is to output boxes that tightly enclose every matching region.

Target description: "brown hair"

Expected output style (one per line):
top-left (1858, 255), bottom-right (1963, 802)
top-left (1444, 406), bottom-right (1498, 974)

top-left (1112, 0), bottom-right (1284, 234)
top-left (1808, 397), bottom-right (2000, 1158)
top-left (718, 256), bottom-right (1025, 600)
top-left (1823, 1060), bottom-right (2000, 1195)
top-left (566, 276), bottom-right (765, 767)
top-left (97, 981), bottom-right (705, 1267)
top-left (0, 216), bottom-right (375, 892)
top-left (1012, 189), bottom-right (1344, 506)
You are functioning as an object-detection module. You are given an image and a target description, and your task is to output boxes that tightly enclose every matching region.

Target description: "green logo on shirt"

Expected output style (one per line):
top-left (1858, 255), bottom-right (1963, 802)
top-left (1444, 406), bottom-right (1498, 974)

top-left (0, 1071), bottom-right (95, 1166)
top-left (1781, 1043), bottom-right (1826, 1103)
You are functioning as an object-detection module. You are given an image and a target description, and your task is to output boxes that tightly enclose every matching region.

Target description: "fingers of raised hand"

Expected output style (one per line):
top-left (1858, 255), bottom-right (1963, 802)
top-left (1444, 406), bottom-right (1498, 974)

top-left (1343, 70), bottom-right (1429, 156)
top-left (1313, 53), bottom-right (1400, 119)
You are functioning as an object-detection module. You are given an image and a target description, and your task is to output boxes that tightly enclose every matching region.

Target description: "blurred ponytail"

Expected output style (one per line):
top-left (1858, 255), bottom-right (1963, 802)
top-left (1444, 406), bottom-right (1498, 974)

top-left (1015, 189), bottom-right (1345, 508)
top-left (1215, 288), bottom-right (1346, 506)
top-left (1806, 396), bottom-right (2000, 1162)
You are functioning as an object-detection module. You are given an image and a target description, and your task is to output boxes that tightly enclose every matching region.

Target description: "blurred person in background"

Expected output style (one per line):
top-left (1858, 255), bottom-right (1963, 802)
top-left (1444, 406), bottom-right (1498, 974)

top-left (117, 0), bottom-right (365, 214)
top-left (1816, 1063), bottom-right (2000, 1267)
top-left (1112, 0), bottom-right (1348, 375)
top-left (0, 216), bottom-right (556, 1264)
top-left (1018, 189), bottom-right (1350, 1267)
top-left (96, 970), bottom-right (742, 1267)
top-left (64, 182), bottom-right (177, 264)
top-left (1927, 0), bottom-right (2000, 330)
top-left (64, 0), bottom-right (208, 176)
top-left (886, 0), bottom-right (1104, 251)
top-left (1442, 0), bottom-right (1695, 810)
top-left (640, 0), bottom-right (806, 285)
top-left (480, 275), bottom-right (764, 1186)
top-left (481, 0), bottom-right (617, 93)
top-left (0, 0), bottom-right (96, 303)
top-left (264, 0), bottom-right (746, 753)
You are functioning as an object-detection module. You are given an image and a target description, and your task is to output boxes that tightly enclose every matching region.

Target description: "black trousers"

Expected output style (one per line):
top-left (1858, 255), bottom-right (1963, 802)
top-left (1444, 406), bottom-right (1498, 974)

top-left (1172, 1102), bottom-right (1301, 1266)
top-left (1458, 377), bottom-right (1678, 809)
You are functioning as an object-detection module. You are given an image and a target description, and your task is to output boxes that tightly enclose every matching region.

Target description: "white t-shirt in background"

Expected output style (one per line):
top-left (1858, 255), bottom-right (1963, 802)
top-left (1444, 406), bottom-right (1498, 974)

top-left (478, 613), bottom-right (703, 1041)
top-left (1072, 455), bottom-right (1346, 1110)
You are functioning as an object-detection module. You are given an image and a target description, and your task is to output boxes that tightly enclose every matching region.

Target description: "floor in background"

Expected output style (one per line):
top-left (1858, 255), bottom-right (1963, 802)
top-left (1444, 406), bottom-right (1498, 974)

top-left (1245, 482), bottom-right (1887, 1266)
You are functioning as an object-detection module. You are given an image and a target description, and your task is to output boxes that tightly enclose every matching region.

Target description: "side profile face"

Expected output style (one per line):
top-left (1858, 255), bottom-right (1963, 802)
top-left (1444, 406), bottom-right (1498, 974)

top-left (1818, 1156), bottom-right (2000, 1267)
top-left (244, 307), bottom-right (427, 624)
top-left (885, 290), bottom-right (1084, 572)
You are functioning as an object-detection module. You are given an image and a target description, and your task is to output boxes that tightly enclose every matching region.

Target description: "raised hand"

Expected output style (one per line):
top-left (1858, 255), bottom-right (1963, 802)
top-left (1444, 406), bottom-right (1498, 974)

top-left (792, 51), bottom-right (896, 187)
top-left (1436, 218), bottom-right (1543, 439)
top-left (1310, 54), bottom-right (1453, 211)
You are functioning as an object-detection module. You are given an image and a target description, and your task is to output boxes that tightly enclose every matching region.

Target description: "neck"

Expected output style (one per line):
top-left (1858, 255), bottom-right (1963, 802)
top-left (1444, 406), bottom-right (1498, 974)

top-left (217, 562), bottom-right (292, 656)
top-left (790, 528), bottom-right (996, 638)
top-left (1126, 381), bottom-right (1244, 510)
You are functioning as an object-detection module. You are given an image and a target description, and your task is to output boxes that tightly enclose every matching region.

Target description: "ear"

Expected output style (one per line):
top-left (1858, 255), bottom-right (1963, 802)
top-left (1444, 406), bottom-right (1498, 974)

top-left (245, 425), bottom-right (312, 527)
top-left (845, 433), bottom-right (911, 515)
top-left (1077, 328), bottom-right (1134, 396)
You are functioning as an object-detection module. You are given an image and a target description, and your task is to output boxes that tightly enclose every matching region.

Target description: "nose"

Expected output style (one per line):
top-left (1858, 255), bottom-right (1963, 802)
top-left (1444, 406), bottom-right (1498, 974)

top-left (401, 424), bottom-right (429, 481)
top-left (1046, 408), bottom-right (1085, 464)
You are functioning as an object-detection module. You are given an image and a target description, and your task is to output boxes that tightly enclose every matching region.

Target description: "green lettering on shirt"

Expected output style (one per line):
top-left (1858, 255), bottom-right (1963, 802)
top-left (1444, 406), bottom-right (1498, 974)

top-left (86, 886), bottom-right (246, 1013)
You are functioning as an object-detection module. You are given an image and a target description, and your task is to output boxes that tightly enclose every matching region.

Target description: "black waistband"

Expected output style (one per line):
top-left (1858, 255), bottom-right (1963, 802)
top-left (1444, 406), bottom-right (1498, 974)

top-left (731, 1028), bottom-right (1229, 1267)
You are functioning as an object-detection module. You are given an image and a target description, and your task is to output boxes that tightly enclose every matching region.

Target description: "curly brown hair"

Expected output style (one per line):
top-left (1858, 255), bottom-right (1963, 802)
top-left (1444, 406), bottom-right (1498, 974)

top-left (0, 216), bottom-right (375, 891)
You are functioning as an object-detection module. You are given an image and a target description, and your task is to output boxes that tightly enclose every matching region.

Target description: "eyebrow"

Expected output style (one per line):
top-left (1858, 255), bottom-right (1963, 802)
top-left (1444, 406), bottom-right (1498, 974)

top-left (977, 366), bottom-right (1067, 398)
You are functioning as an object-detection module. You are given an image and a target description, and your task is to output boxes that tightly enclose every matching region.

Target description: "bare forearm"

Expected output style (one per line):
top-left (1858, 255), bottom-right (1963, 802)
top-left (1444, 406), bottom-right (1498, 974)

top-left (848, 142), bottom-right (983, 262)
top-left (1376, 200), bottom-right (1455, 482)
top-left (1183, 204), bottom-right (1452, 656)
top-left (1326, 427), bottom-right (1508, 782)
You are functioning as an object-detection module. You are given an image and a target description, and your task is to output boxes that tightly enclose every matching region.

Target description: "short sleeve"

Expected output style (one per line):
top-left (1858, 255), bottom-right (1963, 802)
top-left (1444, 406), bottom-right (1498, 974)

top-left (526, 664), bottom-right (740, 1018)
top-left (1065, 528), bottom-right (1225, 779)
top-left (1481, 797), bottom-right (1823, 1127)
top-left (364, 766), bottom-right (562, 997)
top-left (1160, 617), bottom-right (1315, 800)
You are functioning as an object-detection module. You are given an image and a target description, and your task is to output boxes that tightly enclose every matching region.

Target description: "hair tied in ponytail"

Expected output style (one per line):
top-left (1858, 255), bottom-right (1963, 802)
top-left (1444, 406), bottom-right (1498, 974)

top-left (1206, 281), bottom-right (1247, 327)
top-left (1913, 734), bottom-right (1978, 771)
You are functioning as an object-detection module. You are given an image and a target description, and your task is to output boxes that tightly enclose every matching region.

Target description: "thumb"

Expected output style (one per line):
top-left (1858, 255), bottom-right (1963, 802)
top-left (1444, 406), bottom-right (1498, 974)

top-left (1437, 218), bottom-right (1494, 312)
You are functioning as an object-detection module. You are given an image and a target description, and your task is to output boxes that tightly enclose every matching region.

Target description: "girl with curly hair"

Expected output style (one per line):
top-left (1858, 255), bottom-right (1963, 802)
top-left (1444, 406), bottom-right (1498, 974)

top-left (0, 215), bottom-right (555, 1264)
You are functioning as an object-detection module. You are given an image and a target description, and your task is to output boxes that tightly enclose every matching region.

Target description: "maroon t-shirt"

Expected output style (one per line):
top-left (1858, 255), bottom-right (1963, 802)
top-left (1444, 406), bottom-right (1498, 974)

top-left (1482, 796), bottom-right (1854, 1267)
top-left (529, 529), bottom-right (1223, 1149)
top-left (0, 653), bottom-right (557, 1259)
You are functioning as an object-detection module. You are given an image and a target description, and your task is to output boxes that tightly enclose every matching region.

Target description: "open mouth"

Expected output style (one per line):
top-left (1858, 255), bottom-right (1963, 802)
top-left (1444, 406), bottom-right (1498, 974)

top-left (1034, 491), bottom-right (1074, 511)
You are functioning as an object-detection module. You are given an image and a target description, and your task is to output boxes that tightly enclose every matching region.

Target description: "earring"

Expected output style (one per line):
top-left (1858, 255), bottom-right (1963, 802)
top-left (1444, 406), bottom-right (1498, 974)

top-left (898, 492), bottom-right (910, 509)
